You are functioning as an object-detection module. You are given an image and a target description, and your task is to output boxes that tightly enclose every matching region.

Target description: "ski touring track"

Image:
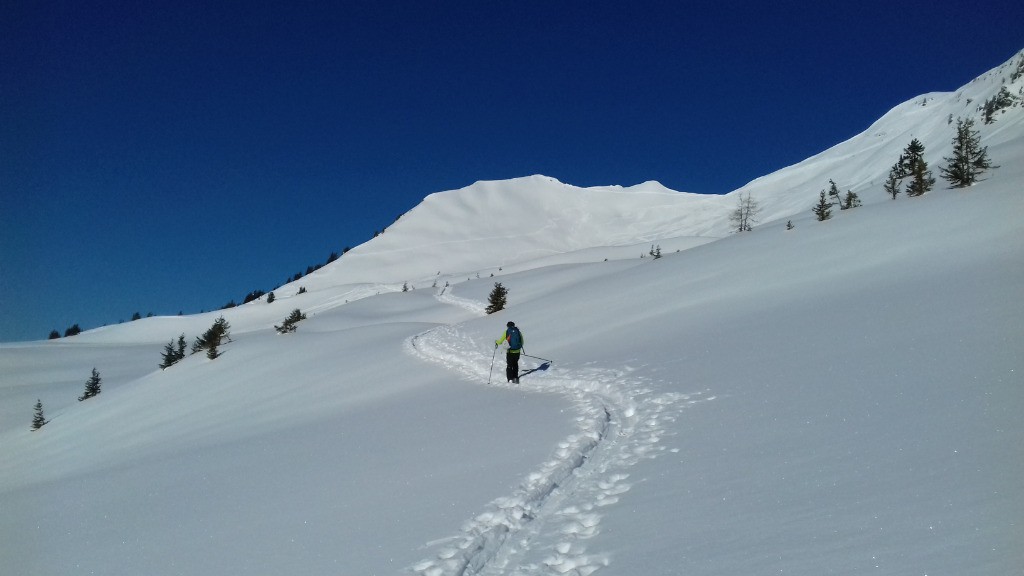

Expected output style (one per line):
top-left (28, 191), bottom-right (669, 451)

top-left (405, 292), bottom-right (714, 576)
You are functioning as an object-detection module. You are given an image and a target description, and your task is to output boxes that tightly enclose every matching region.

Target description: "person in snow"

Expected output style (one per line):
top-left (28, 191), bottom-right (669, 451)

top-left (495, 321), bottom-right (524, 383)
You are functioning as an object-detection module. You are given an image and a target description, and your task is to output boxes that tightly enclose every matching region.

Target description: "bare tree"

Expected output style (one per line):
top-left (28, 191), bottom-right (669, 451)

top-left (729, 193), bottom-right (761, 232)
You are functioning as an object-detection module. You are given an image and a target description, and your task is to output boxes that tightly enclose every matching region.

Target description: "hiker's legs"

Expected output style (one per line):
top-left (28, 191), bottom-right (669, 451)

top-left (506, 351), bottom-right (520, 382)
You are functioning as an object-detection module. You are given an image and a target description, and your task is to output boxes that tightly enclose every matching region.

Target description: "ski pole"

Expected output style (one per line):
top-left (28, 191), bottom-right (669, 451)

top-left (521, 351), bottom-right (553, 364)
top-left (487, 344), bottom-right (498, 385)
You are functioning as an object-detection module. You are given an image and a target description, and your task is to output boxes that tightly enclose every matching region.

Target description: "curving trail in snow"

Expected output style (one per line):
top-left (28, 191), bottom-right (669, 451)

top-left (406, 299), bottom-right (714, 575)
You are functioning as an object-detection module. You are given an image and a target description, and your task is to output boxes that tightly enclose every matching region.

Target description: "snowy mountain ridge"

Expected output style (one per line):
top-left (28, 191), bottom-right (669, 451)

top-left (733, 48), bottom-right (1024, 223)
top-left (299, 49), bottom-right (1024, 295)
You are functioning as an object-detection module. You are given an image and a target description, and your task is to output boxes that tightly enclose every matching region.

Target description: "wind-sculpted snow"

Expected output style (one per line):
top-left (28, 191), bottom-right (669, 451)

top-left (407, 319), bottom-right (714, 575)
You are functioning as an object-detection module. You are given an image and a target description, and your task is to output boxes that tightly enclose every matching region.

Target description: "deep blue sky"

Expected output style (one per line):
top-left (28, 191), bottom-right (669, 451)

top-left (2, 0), bottom-right (1021, 342)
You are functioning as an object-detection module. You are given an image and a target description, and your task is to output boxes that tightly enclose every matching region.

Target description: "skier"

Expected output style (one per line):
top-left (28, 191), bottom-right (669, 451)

top-left (495, 321), bottom-right (524, 383)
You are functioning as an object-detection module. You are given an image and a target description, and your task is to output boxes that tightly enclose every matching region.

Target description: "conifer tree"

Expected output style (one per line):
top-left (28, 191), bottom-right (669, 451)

top-left (160, 334), bottom-right (188, 369)
top-left (78, 368), bottom-right (101, 401)
top-left (826, 180), bottom-right (843, 209)
top-left (48, 330), bottom-right (60, 340)
top-left (843, 190), bottom-right (862, 209)
top-left (275, 309), bottom-right (307, 334)
top-left (160, 340), bottom-right (178, 369)
top-left (940, 118), bottom-right (993, 188)
top-left (899, 139), bottom-right (927, 178)
top-left (32, 399), bottom-right (48, 430)
top-left (898, 140), bottom-right (935, 198)
top-left (213, 316), bottom-right (231, 342)
top-left (267, 291), bottom-right (276, 304)
top-left (906, 154), bottom-right (936, 197)
top-left (485, 282), bottom-right (508, 314)
top-left (982, 87), bottom-right (1018, 124)
top-left (191, 330), bottom-right (206, 352)
top-left (812, 191), bottom-right (833, 221)
top-left (884, 163), bottom-right (903, 199)
top-left (192, 317), bottom-right (231, 355)
top-left (206, 339), bottom-right (220, 359)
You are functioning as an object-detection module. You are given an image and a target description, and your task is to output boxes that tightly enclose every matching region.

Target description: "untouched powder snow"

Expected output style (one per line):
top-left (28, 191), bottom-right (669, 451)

top-left (1, 49), bottom-right (1022, 575)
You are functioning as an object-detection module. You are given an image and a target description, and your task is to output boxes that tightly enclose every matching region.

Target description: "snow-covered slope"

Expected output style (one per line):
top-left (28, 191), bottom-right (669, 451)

top-left (1, 49), bottom-right (1022, 576)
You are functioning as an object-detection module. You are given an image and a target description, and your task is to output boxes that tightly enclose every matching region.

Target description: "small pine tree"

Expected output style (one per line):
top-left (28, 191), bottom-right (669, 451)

top-left (786, 220), bottom-right (794, 230)
top-left (64, 324), bottom-right (82, 337)
top-left (160, 339), bottom-right (178, 369)
top-left (243, 290), bottom-right (265, 304)
top-left (906, 154), bottom-right (936, 197)
top-left (192, 317), bottom-right (231, 355)
top-left (267, 291), bottom-right (276, 304)
top-left (206, 339), bottom-right (220, 359)
top-left (982, 87), bottom-right (1018, 124)
top-left (899, 139), bottom-right (927, 178)
top-left (213, 316), bottom-right (231, 342)
top-left (884, 163), bottom-right (902, 199)
top-left (275, 309), bottom-right (307, 334)
top-left (940, 118), bottom-right (993, 188)
top-left (812, 191), bottom-right (833, 221)
top-left (78, 368), bottom-right (101, 401)
top-left (48, 330), bottom-right (60, 340)
top-left (160, 334), bottom-right (188, 369)
top-left (32, 399), bottom-right (48, 430)
top-left (843, 190), bottom-right (862, 209)
top-left (191, 334), bottom-right (206, 355)
top-left (485, 282), bottom-right (508, 315)
top-left (402, 282), bottom-right (409, 292)
top-left (826, 180), bottom-right (840, 209)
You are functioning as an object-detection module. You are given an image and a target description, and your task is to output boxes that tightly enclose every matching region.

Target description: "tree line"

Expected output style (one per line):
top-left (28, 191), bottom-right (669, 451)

top-left (731, 115), bottom-right (998, 232)
top-left (813, 117), bottom-right (993, 222)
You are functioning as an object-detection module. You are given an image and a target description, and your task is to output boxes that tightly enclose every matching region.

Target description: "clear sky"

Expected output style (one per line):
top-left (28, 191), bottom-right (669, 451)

top-left (2, 0), bottom-right (1022, 342)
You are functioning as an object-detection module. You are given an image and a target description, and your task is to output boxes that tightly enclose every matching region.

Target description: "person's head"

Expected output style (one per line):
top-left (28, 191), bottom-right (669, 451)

top-left (507, 321), bottom-right (515, 327)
